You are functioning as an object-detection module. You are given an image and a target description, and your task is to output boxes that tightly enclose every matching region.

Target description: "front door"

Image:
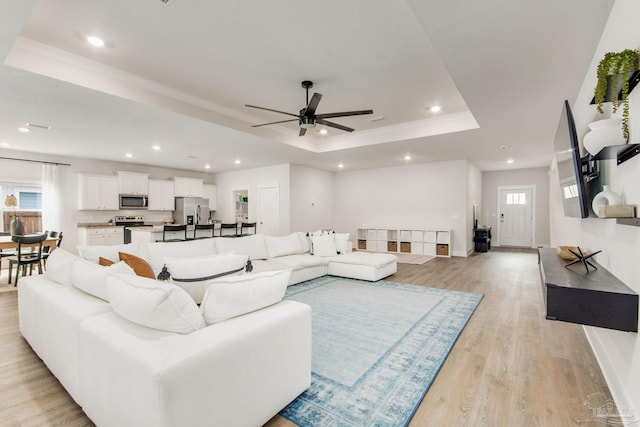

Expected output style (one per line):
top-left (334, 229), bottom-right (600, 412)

top-left (498, 187), bottom-right (534, 247)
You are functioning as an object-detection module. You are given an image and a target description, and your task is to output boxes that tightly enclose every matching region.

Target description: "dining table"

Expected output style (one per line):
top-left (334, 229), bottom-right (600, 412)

top-left (0, 234), bottom-right (60, 251)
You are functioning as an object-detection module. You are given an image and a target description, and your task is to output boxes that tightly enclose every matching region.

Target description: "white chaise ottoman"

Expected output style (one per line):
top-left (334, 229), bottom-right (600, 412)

top-left (327, 251), bottom-right (397, 281)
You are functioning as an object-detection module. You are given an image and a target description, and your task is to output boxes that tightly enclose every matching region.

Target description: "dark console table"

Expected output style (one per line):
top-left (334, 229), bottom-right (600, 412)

top-left (538, 248), bottom-right (638, 332)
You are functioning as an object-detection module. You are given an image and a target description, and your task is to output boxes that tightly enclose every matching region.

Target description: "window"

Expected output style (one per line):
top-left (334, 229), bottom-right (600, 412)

top-left (19, 192), bottom-right (42, 209)
top-left (506, 192), bottom-right (527, 205)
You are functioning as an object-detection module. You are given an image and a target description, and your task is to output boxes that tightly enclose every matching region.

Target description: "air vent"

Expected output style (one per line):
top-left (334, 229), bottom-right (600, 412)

top-left (26, 123), bottom-right (51, 130)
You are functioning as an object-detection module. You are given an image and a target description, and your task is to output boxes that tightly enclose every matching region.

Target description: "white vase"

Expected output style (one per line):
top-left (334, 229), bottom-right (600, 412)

top-left (583, 120), bottom-right (626, 156)
top-left (591, 185), bottom-right (622, 217)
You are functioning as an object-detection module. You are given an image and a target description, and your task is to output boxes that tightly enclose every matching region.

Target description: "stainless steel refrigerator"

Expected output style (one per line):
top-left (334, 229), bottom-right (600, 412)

top-left (173, 197), bottom-right (210, 225)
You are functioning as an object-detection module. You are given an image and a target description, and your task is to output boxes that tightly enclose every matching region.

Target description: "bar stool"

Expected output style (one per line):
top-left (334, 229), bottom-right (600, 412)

top-left (163, 224), bottom-right (187, 242)
top-left (193, 223), bottom-right (215, 240)
top-left (219, 223), bottom-right (238, 237)
top-left (239, 222), bottom-right (257, 236)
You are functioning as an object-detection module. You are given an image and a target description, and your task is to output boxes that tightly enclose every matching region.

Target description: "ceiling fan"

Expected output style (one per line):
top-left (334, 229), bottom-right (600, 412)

top-left (245, 81), bottom-right (373, 136)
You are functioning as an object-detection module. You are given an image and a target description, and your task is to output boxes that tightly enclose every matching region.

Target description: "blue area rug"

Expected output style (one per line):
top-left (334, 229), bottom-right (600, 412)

top-left (281, 276), bottom-right (483, 427)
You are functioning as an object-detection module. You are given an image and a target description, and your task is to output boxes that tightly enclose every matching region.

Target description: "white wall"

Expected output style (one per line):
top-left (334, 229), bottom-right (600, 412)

top-left (0, 149), bottom-right (214, 253)
top-left (482, 167), bottom-right (550, 247)
top-left (333, 160), bottom-right (470, 257)
top-left (549, 0), bottom-right (640, 420)
top-left (214, 163), bottom-right (290, 235)
top-left (467, 162), bottom-right (482, 254)
top-left (289, 164), bottom-right (334, 232)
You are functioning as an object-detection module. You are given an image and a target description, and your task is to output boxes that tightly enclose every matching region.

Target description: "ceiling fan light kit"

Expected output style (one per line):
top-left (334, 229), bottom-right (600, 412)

top-left (246, 81), bottom-right (373, 136)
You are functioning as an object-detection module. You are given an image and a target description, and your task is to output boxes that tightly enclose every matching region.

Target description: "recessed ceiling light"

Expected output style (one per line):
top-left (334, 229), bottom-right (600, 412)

top-left (506, 158), bottom-right (514, 164)
top-left (234, 159), bottom-right (241, 165)
top-left (0, 142), bottom-right (10, 147)
top-left (430, 106), bottom-right (442, 113)
top-left (204, 164), bottom-right (211, 169)
top-left (125, 153), bottom-right (133, 158)
top-left (337, 163), bottom-right (344, 169)
top-left (404, 155), bottom-right (412, 161)
top-left (17, 127), bottom-right (30, 133)
top-left (87, 36), bottom-right (105, 47)
top-left (152, 145), bottom-right (161, 151)
top-left (319, 129), bottom-right (328, 135)
top-left (370, 116), bottom-right (385, 122)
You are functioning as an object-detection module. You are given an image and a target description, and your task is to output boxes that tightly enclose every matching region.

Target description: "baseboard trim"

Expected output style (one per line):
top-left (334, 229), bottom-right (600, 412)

top-left (583, 326), bottom-right (638, 426)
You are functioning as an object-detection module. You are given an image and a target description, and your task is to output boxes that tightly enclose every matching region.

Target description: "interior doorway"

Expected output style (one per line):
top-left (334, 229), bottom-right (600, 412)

top-left (497, 185), bottom-right (535, 247)
top-left (233, 189), bottom-right (249, 223)
top-left (259, 185), bottom-right (279, 236)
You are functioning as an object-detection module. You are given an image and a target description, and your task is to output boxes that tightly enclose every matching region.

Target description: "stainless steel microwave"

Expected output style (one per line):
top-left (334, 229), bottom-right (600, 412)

top-left (119, 195), bottom-right (148, 210)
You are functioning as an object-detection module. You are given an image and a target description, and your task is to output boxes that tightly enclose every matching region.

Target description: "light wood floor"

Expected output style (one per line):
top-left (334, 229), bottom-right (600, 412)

top-left (1, 251), bottom-right (618, 426)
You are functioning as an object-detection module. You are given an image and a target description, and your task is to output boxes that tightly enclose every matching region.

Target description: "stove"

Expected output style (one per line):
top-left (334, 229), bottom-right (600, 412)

top-left (116, 216), bottom-right (154, 243)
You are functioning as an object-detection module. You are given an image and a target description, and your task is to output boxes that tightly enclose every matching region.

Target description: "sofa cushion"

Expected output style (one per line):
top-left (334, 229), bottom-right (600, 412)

top-left (106, 273), bottom-right (205, 334)
top-left (201, 269), bottom-right (291, 325)
top-left (334, 233), bottom-right (350, 255)
top-left (142, 239), bottom-right (217, 275)
top-left (77, 243), bottom-right (141, 264)
top-left (213, 234), bottom-right (269, 260)
top-left (265, 233), bottom-right (305, 258)
top-left (310, 233), bottom-right (338, 257)
top-left (46, 248), bottom-right (80, 286)
top-left (272, 254), bottom-right (330, 270)
top-left (71, 258), bottom-right (136, 301)
top-left (163, 253), bottom-right (249, 303)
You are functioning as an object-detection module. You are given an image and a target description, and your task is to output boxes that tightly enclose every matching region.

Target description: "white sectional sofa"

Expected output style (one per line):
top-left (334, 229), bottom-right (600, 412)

top-left (18, 232), bottom-right (396, 426)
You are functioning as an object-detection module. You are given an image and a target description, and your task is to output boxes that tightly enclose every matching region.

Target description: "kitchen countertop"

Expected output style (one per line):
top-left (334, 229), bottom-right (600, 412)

top-left (77, 223), bottom-right (123, 228)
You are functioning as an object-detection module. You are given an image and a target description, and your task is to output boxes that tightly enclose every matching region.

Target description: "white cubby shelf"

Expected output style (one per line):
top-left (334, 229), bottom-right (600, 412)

top-left (356, 227), bottom-right (452, 257)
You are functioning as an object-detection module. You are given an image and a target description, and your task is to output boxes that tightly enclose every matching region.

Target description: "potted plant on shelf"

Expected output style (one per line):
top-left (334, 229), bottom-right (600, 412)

top-left (594, 48), bottom-right (640, 140)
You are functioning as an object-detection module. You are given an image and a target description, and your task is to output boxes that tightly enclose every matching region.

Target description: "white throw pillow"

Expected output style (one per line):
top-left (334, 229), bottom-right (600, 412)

top-left (296, 232), bottom-right (311, 253)
top-left (334, 233), bottom-right (350, 255)
top-left (106, 273), bottom-right (205, 334)
top-left (162, 253), bottom-right (249, 303)
top-left (201, 269), bottom-right (291, 325)
top-left (265, 233), bottom-right (305, 258)
top-left (213, 234), bottom-right (269, 260)
top-left (77, 243), bottom-right (141, 264)
top-left (311, 234), bottom-right (338, 257)
top-left (45, 248), bottom-right (80, 286)
top-left (71, 258), bottom-right (136, 301)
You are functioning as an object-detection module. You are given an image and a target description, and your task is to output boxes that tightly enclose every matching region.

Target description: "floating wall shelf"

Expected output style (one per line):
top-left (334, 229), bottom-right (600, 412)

top-left (592, 143), bottom-right (640, 165)
top-left (616, 217), bottom-right (640, 227)
top-left (589, 70), bottom-right (640, 104)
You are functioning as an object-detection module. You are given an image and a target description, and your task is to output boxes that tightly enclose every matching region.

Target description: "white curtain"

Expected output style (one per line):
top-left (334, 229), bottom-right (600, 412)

top-left (42, 164), bottom-right (60, 232)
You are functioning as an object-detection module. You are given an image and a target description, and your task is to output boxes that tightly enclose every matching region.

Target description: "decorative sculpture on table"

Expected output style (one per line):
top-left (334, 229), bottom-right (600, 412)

top-left (565, 246), bottom-right (602, 273)
top-left (4, 194), bottom-right (25, 236)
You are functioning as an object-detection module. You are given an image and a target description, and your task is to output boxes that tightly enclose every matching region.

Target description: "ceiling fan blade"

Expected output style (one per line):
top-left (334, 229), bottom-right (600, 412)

top-left (299, 127), bottom-right (307, 137)
top-left (245, 104), bottom-right (299, 118)
top-left (304, 93), bottom-right (323, 117)
top-left (316, 118), bottom-right (354, 133)
top-left (251, 119), bottom-right (299, 128)
top-left (315, 109), bottom-right (373, 119)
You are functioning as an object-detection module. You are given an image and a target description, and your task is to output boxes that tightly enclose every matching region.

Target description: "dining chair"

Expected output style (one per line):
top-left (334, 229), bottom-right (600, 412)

top-left (0, 231), bottom-right (14, 270)
top-left (219, 223), bottom-right (238, 237)
top-left (239, 222), bottom-right (257, 236)
top-left (193, 223), bottom-right (215, 240)
top-left (42, 231), bottom-right (63, 266)
top-left (162, 224), bottom-right (187, 242)
top-left (8, 233), bottom-right (47, 286)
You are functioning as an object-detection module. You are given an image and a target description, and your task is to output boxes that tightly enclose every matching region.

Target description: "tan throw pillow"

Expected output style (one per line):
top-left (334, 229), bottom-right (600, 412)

top-left (118, 252), bottom-right (155, 279)
top-left (99, 256), bottom-right (115, 266)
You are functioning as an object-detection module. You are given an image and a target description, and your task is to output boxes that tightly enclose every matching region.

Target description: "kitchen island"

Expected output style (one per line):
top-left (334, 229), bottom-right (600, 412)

top-left (130, 224), bottom-right (220, 243)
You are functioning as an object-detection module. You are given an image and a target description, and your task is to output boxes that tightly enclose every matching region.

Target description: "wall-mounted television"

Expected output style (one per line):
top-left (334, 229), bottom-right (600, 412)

top-left (554, 100), bottom-right (602, 218)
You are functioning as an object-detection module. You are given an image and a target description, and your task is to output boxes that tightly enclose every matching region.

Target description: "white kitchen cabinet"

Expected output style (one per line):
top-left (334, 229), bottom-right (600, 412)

top-left (148, 179), bottom-right (175, 211)
top-left (202, 184), bottom-right (217, 210)
top-left (173, 177), bottom-right (203, 197)
top-left (78, 227), bottom-right (124, 246)
top-left (118, 171), bottom-right (149, 195)
top-left (77, 174), bottom-right (119, 210)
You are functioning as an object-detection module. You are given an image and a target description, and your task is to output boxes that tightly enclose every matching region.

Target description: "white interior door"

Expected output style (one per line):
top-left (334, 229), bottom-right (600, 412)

top-left (498, 187), bottom-right (534, 247)
top-left (259, 185), bottom-right (279, 236)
